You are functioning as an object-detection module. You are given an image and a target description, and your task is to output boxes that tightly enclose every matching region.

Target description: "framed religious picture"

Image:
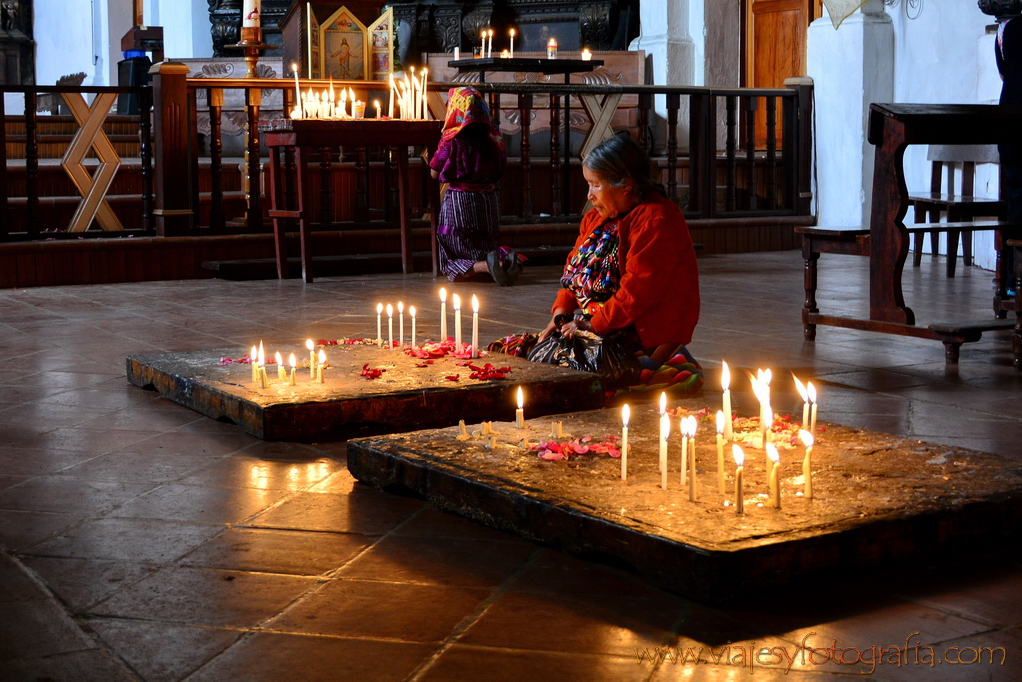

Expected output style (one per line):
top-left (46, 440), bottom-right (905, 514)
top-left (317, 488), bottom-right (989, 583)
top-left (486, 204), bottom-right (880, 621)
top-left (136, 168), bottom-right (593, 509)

top-left (368, 8), bottom-right (393, 82)
top-left (318, 6), bottom-right (368, 80)
top-left (307, 4), bottom-right (321, 77)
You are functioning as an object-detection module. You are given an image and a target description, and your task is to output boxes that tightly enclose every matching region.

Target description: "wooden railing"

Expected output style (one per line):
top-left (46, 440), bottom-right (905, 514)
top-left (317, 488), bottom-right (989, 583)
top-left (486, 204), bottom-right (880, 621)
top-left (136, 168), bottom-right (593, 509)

top-left (0, 66), bottom-right (813, 241)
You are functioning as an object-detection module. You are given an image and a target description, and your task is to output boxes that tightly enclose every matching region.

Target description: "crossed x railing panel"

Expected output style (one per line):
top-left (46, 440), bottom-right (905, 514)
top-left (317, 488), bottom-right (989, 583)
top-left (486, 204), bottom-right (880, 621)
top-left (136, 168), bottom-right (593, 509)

top-left (60, 92), bottom-right (124, 233)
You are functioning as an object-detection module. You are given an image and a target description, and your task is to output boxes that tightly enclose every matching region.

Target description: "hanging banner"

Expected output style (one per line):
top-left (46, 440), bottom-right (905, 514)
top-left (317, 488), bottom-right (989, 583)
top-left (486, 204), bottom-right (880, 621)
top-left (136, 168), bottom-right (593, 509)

top-left (823, 0), bottom-right (869, 29)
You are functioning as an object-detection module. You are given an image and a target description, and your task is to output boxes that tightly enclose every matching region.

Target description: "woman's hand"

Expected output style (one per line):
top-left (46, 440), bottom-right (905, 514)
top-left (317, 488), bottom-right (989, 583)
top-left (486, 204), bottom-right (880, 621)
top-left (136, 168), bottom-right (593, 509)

top-left (559, 317), bottom-right (594, 339)
top-left (538, 308), bottom-right (571, 341)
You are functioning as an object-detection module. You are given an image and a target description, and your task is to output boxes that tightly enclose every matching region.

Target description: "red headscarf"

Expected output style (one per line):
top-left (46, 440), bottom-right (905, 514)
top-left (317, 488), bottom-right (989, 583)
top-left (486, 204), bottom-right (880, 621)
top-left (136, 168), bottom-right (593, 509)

top-left (441, 86), bottom-right (506, 153)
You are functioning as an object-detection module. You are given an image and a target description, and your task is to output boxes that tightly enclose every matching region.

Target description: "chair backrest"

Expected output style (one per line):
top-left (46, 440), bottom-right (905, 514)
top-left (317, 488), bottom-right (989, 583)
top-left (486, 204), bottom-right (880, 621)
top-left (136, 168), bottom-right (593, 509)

top-left (930, 160), bottom-right (977, 199)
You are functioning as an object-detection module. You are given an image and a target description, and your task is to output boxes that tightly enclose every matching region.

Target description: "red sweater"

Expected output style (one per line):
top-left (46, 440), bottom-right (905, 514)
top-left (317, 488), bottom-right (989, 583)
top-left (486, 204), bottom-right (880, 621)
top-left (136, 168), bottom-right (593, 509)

top-left (552, 193), bottom-right (700, 348)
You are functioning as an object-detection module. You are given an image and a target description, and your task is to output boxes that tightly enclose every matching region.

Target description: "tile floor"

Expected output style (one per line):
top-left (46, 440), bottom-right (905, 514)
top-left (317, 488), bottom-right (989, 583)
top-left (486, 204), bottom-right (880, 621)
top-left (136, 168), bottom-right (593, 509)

top-left (1, 251), bottom-right (1021, 681)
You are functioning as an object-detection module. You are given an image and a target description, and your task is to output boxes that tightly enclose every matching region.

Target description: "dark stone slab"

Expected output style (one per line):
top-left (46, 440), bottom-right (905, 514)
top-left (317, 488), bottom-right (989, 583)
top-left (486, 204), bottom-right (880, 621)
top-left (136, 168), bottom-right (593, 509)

top-left (347, 398), bottom-right (1022, 603)
top-left (126, 347), bottom-right (604, 440)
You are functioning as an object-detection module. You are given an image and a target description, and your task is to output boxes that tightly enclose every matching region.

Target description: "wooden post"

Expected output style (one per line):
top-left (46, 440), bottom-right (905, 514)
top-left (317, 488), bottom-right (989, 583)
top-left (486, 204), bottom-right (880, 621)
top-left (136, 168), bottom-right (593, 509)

top-left (150, 61), bottom-right (193, 237)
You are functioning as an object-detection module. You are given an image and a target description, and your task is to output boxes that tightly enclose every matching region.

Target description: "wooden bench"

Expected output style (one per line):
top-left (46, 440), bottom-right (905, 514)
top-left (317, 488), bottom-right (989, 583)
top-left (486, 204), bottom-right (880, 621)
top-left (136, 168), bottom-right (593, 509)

top-left (797, 219), bottom-right (1022, 363)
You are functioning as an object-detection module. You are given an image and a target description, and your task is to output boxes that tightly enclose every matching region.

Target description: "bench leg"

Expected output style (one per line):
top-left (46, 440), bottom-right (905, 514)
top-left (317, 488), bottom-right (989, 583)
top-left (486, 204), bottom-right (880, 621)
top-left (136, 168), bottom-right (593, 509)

top-left (912, 233), bottom-right (924, 267)
top-left (802, 247), bottom-right (819, 341)
top-left (962, 229), bottom-right (973, 267)
top-left (941, 340), bottom-right (961, 364)
top-left (945, 229), bottom-right (960, 278)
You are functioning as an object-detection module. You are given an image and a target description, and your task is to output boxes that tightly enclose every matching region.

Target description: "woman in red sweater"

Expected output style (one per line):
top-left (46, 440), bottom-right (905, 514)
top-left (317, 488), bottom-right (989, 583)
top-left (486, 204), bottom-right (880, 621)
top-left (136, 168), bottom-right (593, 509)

top-left (535, 134), bottom-right (702, 393)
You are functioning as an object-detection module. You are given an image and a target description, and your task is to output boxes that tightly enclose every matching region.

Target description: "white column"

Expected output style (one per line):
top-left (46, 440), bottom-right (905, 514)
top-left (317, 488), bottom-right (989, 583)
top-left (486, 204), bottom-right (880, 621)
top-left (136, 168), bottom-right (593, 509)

top-left (807, 0), bottom-right (894, 227)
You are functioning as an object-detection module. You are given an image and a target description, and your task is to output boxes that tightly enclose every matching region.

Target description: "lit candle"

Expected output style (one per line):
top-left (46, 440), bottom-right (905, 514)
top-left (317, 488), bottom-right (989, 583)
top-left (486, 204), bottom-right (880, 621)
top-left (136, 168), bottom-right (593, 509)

top-left (500, 49), bottom-right (510, 59)
top-left (276, 351), bottom-right (286, 381)
top-left (750, 370), bottom-right (771, 448)
top-left (259, 365), bottom-right (268, 389)
top-left (721, 361), bottom-right (733, 440)
top-left (250, 345), bottom-right (259, 383)
top-left (660, 412), bottom-right (670, 490)
top-left (767, 443), bottom-right (780, 508)
top-left (799, 430), bottom-right (814, 499)
top-left (621, 404), bottom-right (629, 482)
top-left (453, 294), bottom-right (462, 349)
top-left (291, 64), bottom-right (302, 118)
top-left (388, 74), bottom-right (395, 118)
top-left (421, 68), bottom-right (428, 120)
top-left (410, 306), bottom-right (417, 347)
top-left (793, 374), bottom-right (810, 430)
top-left (439, 288), bottom-right (448, 341)
top-left (387, 304), bottom-right (394, 349)
top-left (480, 30), bottom-right (486, 57)
top-left (733, 445), bottom-right (745, 514)
top-left (454, 47), bottom-right (460, 61)
top-left (288, 353), bottom-right (297, 386)
top-left (688, 416), bottom-right (697, 502)
top-left (515, 386), bottom-right (525, 428)
top-left (510, 28), bottom-right (515, 58)
top-left (471, 294), bottom-right (479, 359)
top-left (581, 48), bottom-right (592, 61)
top-left (808, 382), bottom-right (818, 433)
top-left (409, 67), bottom-right (416, 119)
top-left (680, 415), bottom-right (689, 487)
top-left (306, 339), bottom-right (315, 378)
top-left (376, 303), bottom-right (383, 347)
top-left (398, 301), bottom-right (405, 347)
top-left (243, 0), bottom-right (261, 29)
top-left (374, 99), bottom-right (381, 119)
top-left (317, 349), bottom-right (327, 383)
top-left (716, 410), bottom-right (726, 494)
top-left (658, 392), bottom-right (667, 473)
top-left (488, 29), bottom-right (494, 59)
top-left (547, 37), bottom-right (557, 59)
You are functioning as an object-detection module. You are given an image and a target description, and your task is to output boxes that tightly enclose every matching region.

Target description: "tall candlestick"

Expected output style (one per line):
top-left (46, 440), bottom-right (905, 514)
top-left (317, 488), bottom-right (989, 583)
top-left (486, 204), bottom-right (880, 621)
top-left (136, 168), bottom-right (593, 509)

top-left (808, 382), bottom-right (818, 433)
top-left (453, 294), bottom-right (462, 349)
top-left (439, 288), bottom-right (448, 341)
top-left (291, 64), bottom-right (303, 118)
top-left (243, 0), bottom-right (261, 28)
top-left (387, 304), bottom-right (394, 349)
top-left (488, 29), bottom-right (493, 58)
top-left (733, 445), bottom-right (745, 514)
top-left (376, 303), bottom-right (383, 347)
top-left (471, 294), bottom-right (479, 359)
top-left (374, 100), bottom-right (381, 119)
top-left (421, 68), bottom-right (428, 120)
top-left (688, 416), bottom-right (697, 502)
top-left (721, 361), bottom-right (733, 440)
top-left (251, 345), bottom-right (259, 383)
top-left (317, 349), bottom-right (327, 383)
top-left (410, 306), bottom-right (417, 347)
top-left (716, 410), bottom-right (726, 494)
top-left (305, 339), bottom-right (315, 378)
top-left (660, 412), bottom-right (669, 490)
top-left (398, 302), bottom-right (405, 347)
top-left (275, 351), bottom-right (286, 381)
top-left (509, 28), bottom-right (515, 58)
top-left (767, 443), bottom-right (780, 508)
top-left (800, 430), bottom-right (814, 499)
top-left (657, 391), bottom-right (667, 472)
top-left (515, 386), bottom-right (525, 428)
top-left (288, 353), bottom-right (297, 386)
top-left (388, 74), bottom-right (395, 118)
top-left (621, 404), bottom-right (629, 482)
top-left (680, 416), bottom-right (689, 487)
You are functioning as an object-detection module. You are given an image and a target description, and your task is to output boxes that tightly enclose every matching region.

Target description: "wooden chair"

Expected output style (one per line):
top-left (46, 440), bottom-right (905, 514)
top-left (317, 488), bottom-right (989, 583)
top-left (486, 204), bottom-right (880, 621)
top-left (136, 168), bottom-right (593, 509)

top-left (909, 145), bottom-right (1004, 277)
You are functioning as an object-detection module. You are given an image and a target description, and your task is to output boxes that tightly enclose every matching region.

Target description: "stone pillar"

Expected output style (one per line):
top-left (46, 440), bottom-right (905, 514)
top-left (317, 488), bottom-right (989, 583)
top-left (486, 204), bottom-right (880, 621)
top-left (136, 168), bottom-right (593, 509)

top-left (807, 0), bottom-right (894, 227)
top-left (629, 0), bottom-right (696, 153)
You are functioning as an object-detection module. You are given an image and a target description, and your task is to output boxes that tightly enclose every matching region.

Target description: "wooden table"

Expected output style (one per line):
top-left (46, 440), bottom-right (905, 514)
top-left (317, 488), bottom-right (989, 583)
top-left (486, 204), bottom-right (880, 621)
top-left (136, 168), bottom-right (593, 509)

top-left (260, 118), bottom-right (442, 283)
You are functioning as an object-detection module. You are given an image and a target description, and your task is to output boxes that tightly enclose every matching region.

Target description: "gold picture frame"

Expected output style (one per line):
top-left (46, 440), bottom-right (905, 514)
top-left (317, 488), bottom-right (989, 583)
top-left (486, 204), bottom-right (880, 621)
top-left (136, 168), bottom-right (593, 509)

top-left (318, 6), bottom-right (368, 80)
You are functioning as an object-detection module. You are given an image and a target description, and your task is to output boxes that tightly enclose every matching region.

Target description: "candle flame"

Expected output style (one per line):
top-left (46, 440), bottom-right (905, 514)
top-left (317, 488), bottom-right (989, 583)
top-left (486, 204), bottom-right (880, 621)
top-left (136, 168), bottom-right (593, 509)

top-left (659, 391), bottom-right (667, 416)
top-left (452, 294), bottom-right (461, 311)
top-left (766, 442), bottom-right (780, 463)
top-left (763, 368), bottom-right (772, 385)
top-left (688, 415), bottom-right (698, 438)
top-left (721, 361), bottom-right (730, 391)
top-left (799, 429), bottom-right (814, 448)
top-left (258, 341), bottom-right (265, 365)
top-left (793, 374), bottom-right (807, 401)
top-left (289, 353), bottom-right (297, 368)
top-left (510, 28), bottom-right (515, 37)
top-left (386, 304), bottom-right (393, 317)
top-left (622, 403), bottom-right (630, 427)
top-left (732, 444), bottom-right (745, 467)
top-left (471, 294), bottom-right (479, 313)
top-left (275, 351), bottom-right (283, 366)
top-left (807, 381), bottom-right (817, 404)
top-left (377, 303), bottom-right (383, 314)
top-left (251, 345), bottom-right (257, 362)
top-left (517, 386), bottom-right (524, 409)
top-left (409, 305), bottom-right (416, 318)
top-left (305, 338), bottom-right (314, 351)
top-left (716, 410), bottom-right (725, 434)
top-left (318, 349), bottom-right (326, 364)
top-left (398, 301), bottom-right (404, 314)
top-left (439, 287), bottom-right (447, 302)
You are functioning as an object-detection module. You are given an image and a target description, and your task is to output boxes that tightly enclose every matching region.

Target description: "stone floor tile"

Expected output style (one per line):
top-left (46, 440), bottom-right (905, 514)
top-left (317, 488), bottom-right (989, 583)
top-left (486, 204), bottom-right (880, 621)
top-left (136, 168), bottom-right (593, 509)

top-left (179, 456), bottom-right (342, 491)
top-left (0, 597), bottom-right (97, 660)
top-left (21, 556), bottom-right (160, 611)
top-left (508, 548), bottom-right (688, 600)
top-left (178, 527), bottom-right (372, 575)
top-left (391, 506), bottom-right (533, 544)
top-left (247, 488), bottom-right (425, 535)
top-left (90, 565), bottom-right (318, 628)
top-left (896, 568), bottom-right (1022, 629)
top-left (60, 449), bottom-right (214, 484)
top-left (2, 649), bottom-right (135, 682)
top-left (263, 579), bottom-right (489, 641)
top-left (418, 646), bottom-right (648, 682)
top-left (108, 483), bottom-right (288, 525)
top-left (0, 476), bottom-right (154, 515)
top-left (0, 509), bottom-right (81, 551)
top-left (26, 517), bottom-right (223, 563)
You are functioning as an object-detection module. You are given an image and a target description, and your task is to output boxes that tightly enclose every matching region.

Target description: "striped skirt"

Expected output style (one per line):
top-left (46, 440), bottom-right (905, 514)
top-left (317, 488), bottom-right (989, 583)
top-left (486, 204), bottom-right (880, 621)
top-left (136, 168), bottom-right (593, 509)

top-left (437, 188), bottom-right (500, 280)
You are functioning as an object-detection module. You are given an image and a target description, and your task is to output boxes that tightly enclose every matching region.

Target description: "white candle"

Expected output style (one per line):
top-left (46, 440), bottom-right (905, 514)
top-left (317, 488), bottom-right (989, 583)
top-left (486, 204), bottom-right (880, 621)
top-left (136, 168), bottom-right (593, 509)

top-left (660, 413), bottom-right (670, 490)
top-left (767, 443), bottom-right (780, 508)
top-left (374, 100), bottom-right (381, 119)
top-left (398, 301), bottom-right (405, 347)
top-left (288, 353), bottom-right (297, 386)
top-left (687, 416), bottom-right (697, 502)
top-left (421, 68), bottom-right (428, 120)
top-left (509, 28), bottom-right (515, 58)
top-left (388, 74), bottom-right (395, 118)
top-left (243, 0), bottom-right (261, 28)
top-left (621, 404), bottom-right (629, 482)
top-left (581, 48), bottom-right (592, 61)
top-left (808, 382), bottom-right (818, 433)
top-left (488, 29), bottom-right (493, 58)
top-left (387, 304), bottom-right (394, 349)
top-left (306, 339), bottom-right (315, 378)
top-left (515, 386), bottom-right (524, 428)
top-left (250, 345), bottom-right (259, 383)
top-left (793, 374), bottom-right (809, 431)
top-left (291, 64), bottom-right (302, 119)
top-left (658, 391), bottom-right (667, 472)
top-left (439, 288), bottom-right (448, 341)
top-left (259, 366), bottom-right (268, 389)
top-left (716, 410), bottom-right (726, 494)
top-left (317, 349), bottom-right (327, 383)
top-left (471, 294), bottom-right (479, 358)
top-left (680, 416), bottom-right (689, 487)
top-left (376, 303), bottom-right (383, 347)
top-left (800, 430), bottom-right (814, 499)
top-left (733, 445), bottom-right (745, 514)
top-left (410, 306), bottom-right (417, 347)
top-left (721, 361), bottom-right (733, 440)
top-left (454, 47), bottom-right (460, 61)
top-left (276, 351), bottom-right (286, 381)
top-left (453, 294), bottom-right (462, 349)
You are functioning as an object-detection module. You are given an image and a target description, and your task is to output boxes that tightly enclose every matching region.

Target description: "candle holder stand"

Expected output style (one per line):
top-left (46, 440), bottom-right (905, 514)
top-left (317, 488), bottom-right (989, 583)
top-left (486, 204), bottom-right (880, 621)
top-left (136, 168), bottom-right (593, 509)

top-left (227, 27), bottom-right (277, 78)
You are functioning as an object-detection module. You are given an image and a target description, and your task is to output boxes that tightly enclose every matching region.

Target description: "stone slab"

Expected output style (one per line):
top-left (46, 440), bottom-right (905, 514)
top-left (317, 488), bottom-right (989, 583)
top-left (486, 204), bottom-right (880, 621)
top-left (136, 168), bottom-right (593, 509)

top-left (347, 397), bottom-right (1022, 603)
top-left (126, 346), bottom-right (604, 440)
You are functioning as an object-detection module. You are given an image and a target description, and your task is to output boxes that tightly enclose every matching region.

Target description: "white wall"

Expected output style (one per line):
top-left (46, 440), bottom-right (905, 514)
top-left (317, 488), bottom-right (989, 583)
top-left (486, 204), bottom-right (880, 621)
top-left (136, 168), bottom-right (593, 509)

top-left (35, 0), bottom-right (96, 85)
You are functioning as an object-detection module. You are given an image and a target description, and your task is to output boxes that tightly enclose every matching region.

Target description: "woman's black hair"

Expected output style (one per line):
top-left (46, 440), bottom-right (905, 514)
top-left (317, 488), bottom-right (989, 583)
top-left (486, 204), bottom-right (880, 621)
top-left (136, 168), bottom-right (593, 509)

top-left (582, 133), bottom-right (666, 198)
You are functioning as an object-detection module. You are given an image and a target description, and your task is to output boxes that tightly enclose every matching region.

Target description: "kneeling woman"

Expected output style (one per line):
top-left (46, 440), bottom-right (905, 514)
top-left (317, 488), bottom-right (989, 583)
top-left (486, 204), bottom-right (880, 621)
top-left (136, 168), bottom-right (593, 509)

top-left (535, 134), bottom-right (702, 393)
